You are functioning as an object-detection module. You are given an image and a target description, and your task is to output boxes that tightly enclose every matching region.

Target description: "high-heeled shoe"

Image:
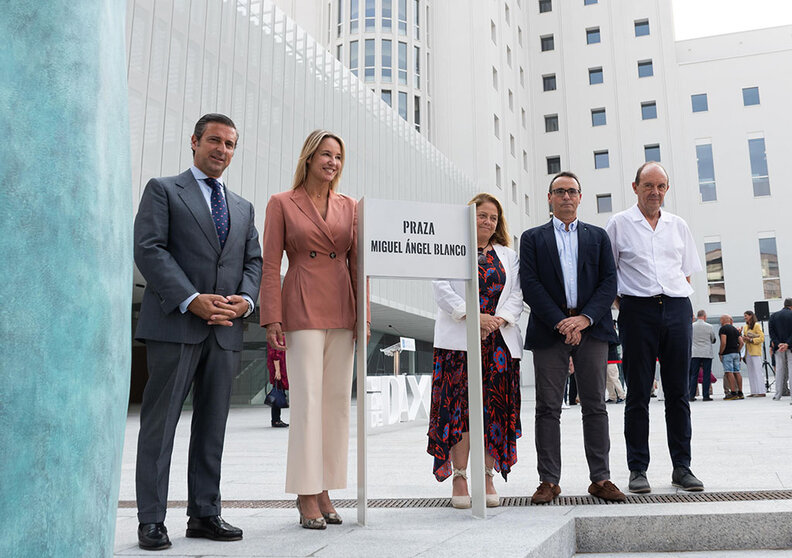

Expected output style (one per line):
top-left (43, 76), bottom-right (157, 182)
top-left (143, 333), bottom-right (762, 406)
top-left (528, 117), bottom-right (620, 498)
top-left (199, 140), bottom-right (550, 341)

top-left (485, 467), bottom-right (500, 507)
top-left (296, 497), bottom-right (326, 530)
top-left (321, 511), bottom-right (343, 525)
top-left (451, 468), bottom-right (472, 509)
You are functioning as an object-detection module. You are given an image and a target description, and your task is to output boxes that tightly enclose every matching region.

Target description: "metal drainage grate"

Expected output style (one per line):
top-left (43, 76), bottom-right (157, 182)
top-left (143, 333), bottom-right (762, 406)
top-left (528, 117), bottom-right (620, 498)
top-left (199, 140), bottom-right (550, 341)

top-left (118, 489), bottom-right (792, 509)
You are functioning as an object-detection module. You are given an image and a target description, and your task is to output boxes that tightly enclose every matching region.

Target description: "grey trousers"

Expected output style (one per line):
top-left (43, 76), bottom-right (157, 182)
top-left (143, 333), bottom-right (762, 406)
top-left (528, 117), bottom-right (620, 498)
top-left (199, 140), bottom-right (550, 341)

top-left (774, 349), bottom-right (792, 400)
top-left (136, 330), bottom-right (239, 523)
top-left (533, 334), bottom-right (610, 484)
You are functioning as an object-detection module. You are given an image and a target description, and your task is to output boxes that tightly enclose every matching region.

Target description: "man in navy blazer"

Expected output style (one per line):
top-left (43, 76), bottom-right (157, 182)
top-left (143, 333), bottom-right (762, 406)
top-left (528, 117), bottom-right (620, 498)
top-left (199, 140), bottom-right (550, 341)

top-left (520, 171), bottom-right (624, 504)
top-left (133, 114), bottom-right (262, 550)
top-left (769, 298), bottom-right (792, 400)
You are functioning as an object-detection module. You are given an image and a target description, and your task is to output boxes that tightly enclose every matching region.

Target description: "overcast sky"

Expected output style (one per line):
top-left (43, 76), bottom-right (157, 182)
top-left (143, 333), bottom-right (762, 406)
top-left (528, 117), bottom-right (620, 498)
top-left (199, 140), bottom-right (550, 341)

top-left (673, 0), bottom-right (792, 40)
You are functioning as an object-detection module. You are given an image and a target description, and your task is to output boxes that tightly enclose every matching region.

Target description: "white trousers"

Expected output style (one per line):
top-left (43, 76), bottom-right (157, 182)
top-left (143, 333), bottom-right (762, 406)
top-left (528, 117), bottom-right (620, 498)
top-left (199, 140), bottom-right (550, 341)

top-left (284, 329), bottom-right (355, 494)
top-left (606, 363), bottom-right (626, 400)
top-left (745, 355), bottom-right (764, 395)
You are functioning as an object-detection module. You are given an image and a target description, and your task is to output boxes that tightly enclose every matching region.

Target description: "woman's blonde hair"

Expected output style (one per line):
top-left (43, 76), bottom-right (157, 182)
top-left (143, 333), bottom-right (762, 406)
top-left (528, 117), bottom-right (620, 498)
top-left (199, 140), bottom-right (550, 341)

top-left (468, 192), bottom-right (511, 247)
top-left (291, 129), bottom-right (346, 191)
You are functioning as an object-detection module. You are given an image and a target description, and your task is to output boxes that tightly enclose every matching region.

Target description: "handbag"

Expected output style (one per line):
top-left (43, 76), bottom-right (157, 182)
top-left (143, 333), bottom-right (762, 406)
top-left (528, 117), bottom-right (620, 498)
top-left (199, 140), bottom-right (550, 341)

top-left (265, 381), bottom-right (289, 409)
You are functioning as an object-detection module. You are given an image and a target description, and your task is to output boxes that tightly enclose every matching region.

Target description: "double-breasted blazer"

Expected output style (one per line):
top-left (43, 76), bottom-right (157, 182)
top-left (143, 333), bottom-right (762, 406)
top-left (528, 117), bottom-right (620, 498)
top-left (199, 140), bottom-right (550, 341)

top-left (134, 169), bottom-right (263, 351)
top-left (432, 243), bottom-right (524, 359)
top-left (260, 187), bottom-right (360, 332)
top-left (519, 219), bottom-right (618, 351)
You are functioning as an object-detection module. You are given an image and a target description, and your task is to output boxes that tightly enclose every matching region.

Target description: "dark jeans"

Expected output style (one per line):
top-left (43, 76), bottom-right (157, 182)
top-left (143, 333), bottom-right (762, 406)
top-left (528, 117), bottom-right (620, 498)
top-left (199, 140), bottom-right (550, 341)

top-left (619, 295), bottom-right (693, 472)
top-left (689, 357), bottom-right (713, 400)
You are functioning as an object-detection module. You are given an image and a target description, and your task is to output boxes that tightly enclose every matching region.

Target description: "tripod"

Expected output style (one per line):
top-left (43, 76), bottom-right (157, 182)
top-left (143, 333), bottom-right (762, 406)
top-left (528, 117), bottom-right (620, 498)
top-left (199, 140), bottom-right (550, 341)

top-left (759, 318), bottom-right (775, 392)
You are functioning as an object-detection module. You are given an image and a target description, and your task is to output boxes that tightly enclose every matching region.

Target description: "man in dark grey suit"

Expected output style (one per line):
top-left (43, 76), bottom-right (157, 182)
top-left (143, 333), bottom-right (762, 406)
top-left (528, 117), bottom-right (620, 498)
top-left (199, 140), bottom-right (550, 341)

top-left (133, 114), bottom-right (262, 550)
top-left (520, 171), bottom-right (624, 505)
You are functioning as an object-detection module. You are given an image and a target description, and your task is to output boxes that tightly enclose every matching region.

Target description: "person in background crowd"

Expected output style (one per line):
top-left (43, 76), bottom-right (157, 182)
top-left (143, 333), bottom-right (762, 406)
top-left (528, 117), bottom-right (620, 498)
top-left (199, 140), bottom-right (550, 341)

top-left (605, 162), bottom-right (704, 494)
top-left (742, 310), bottom-right (766, 397)
top-left (261, 130), bottom-right (367, 529)
top-left (768, 298), bottom-right (792, 401)
top-left (267, 344), bottom-right (289, 427)
top-left (606, 341), bottom-right (626, 404)
top-left (689, 310), bottom-right (717, 402)
top-left (719, 315), bottom-right (745, 400)
top-left (428, 193), bottom-right (523, 509)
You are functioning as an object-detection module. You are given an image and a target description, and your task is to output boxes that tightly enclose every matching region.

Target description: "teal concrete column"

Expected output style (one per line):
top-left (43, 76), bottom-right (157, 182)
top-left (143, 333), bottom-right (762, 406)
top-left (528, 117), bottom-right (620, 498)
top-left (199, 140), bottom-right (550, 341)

top-left (0, 2), bottom-right (132, 557)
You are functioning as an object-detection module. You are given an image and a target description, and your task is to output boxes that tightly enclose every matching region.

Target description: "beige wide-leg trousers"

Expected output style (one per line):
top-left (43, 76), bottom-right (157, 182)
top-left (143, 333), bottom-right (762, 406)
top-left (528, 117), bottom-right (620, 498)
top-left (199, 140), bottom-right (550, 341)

top-left (284, 328), bottom-right (355, 494)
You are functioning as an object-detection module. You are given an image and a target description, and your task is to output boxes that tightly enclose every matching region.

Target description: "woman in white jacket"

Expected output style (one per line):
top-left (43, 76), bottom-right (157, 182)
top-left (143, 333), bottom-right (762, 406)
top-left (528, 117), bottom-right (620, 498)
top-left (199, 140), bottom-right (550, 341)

top-left (427, 193), bottom-right (524, 509)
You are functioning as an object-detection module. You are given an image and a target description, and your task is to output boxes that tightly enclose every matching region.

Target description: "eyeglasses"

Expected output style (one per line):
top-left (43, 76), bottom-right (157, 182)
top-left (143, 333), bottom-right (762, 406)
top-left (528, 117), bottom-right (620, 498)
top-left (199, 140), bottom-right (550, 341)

top-left (639, 183), bottom-right (668, 192)
top-left (551, 188), bottom-right (581, 197)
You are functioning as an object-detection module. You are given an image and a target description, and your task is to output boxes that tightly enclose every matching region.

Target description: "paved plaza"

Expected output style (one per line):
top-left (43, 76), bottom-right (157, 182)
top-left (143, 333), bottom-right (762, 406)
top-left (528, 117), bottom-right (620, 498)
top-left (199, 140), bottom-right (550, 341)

top-left (114, 386), bottom-right (792, 557)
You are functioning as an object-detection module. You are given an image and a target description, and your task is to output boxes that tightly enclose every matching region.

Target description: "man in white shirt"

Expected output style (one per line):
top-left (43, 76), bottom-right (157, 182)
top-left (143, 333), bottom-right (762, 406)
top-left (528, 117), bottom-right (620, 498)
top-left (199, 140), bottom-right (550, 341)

top-left (605, 162), bottom-right (704, 494)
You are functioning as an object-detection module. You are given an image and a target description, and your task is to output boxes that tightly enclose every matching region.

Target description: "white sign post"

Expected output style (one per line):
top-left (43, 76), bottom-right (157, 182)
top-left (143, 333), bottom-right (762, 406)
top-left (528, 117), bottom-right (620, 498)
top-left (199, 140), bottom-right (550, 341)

top-left (356, 198), bottom-right (487, 524)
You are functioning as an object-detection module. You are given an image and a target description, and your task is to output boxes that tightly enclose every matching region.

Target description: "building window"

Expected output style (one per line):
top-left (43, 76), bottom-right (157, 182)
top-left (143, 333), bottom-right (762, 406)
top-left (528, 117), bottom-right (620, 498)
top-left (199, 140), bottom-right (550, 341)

top-left (524, 194), bottom-right (530, 215)
top-left (594, 150), bottom-right (610, 169)
top-left (542, 74), bottom-right (556, 91)
top-left (364, 39), bottom-right (375, 82)
top-left (511, 180), bottom-right (518, 201)
top-left (414, 0), bottom-right (420, 39)
top-left (539, 0), bottom-right (552, 13)
top-left (634, 19), bottom-right (650, 36)
top-left (584, 0), bottom-right (598, 4)
top-left (350, 0), bottom-right (359, 33)
top-left (414, 95), bottom-right (420, 132)
top-left (508, 89), bottom-right (514, 111)
top-left (644, 144), bottom-right (661, 162)
top-left (382, 89), bottom-right (392, 107)
top-left (518, 26), bottom-right (523, 46)
top-left (591, 108), bottom-right (606, 126)
top-left (336, 44), bottom-right (342, 62)
top-left (586, 27), bottom-right (601, 44)
top-left (397, 92), bottom-right (408, 121)
top-left (521, 107), bottom-right (527, 128)
top-left (637, 59), bottom-right (653, 77)
top-left (696, 142), bottom-right (717, 202)
top-left (349, 40), bottom-right (359, 76)
top-left (492, 67), bottom-right (498, 89)
top-left (506, 45), bottom-right (512, 67)
top-left (491, 20), bottom-right (497, 43)
top-left (520, 67), bottom-right (525, 86)
top-left (505, 3), bottom-right (511, 24)
top-left (541, 34), bottom-right (554, 51)
top-left (495, 164), bottom-right (502, 188)
top-left (414, 46), bottom-right (420, 88)
top-left (510, 134), bottom-right (515, 156)
top-left (494, 114), bottom-right (500, 138)
top-left (691, 93), bottom-right (708, 112)
top-left (641, 101), bottom-right (657, 120)
top-left (705, 240), bottom-right (726, 303)
top-left (547, 156), bottom-right (561, 174)
top-left (337, 0), bottom-right (344, 36)
top-left (398, 0), bottom-right (407, 34)
top-left (522, 151), bottom-right (528, 171)
top-left (381, 40), bottom-right (392, 82)
top-left (743, 86), bottom-right (760, 106)
top-left (589, 67), bottom-right (603, 85)
top-left (596, 194), bottom-right (612, 213)
top-left (749, 136), bottom-right (770, 196)
top-left (398, 41), bottom-right (407, 84)
top-left (382, 0), bottom-right (392, 31)
top-left (760, 236), bottom-right (781, 299)
top-left (365, 0), bottom-right (375, 31)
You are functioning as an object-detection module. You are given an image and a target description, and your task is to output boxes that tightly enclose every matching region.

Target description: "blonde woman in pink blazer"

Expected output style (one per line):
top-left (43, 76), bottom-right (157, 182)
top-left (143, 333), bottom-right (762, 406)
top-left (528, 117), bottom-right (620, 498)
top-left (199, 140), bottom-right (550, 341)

top-left (260, 130), bottom-right (367, 530)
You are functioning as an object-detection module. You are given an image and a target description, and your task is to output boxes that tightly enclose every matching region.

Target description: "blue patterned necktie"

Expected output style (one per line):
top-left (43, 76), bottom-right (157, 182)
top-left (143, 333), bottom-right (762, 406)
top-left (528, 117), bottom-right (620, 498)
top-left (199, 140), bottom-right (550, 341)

top-left (205, 177), bottom-right (229, 248)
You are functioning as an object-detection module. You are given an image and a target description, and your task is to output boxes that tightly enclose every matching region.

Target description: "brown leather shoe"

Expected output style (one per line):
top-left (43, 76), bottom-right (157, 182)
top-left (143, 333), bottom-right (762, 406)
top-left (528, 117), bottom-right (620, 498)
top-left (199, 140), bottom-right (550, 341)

top-left (531, 482), bottom-right (561, 504)
top-left (588, 480), bottom-right (626, 502)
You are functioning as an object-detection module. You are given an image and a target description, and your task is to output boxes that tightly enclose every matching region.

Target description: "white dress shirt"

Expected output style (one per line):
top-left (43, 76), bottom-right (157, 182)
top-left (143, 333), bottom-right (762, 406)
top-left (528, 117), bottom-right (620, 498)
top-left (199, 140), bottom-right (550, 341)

top-left (605, 204), bottom-right (701, 298)
top-left (552, 216), bottom-right (579, 309)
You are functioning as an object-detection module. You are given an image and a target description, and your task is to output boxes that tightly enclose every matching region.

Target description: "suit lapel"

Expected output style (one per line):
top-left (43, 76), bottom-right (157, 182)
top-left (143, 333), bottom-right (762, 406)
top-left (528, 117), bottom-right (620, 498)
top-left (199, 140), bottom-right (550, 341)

top-left (223, 189), bottom-right (246, 253)
top-left (541, 221), bottom-right (564, 284)
top-left (177, 170), bottom-right (222, 255)
top-left (290, 187), bottom-right (335, 245)
top-left (577, 221), bottom-right (589, 276)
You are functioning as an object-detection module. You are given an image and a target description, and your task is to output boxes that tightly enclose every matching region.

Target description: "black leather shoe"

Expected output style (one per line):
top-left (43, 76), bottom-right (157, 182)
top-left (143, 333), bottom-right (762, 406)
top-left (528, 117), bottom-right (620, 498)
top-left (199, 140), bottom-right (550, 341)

top-left (672, 466), bottom-right (704, 492)
top-left (628, 470), bottom-right (651, 494)
top-left (186, 515), bottom-right (243, 541)
top-left (271, 420), bottom-right (289, 428)
top-left (138, 522), bottom-right (171, 550)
